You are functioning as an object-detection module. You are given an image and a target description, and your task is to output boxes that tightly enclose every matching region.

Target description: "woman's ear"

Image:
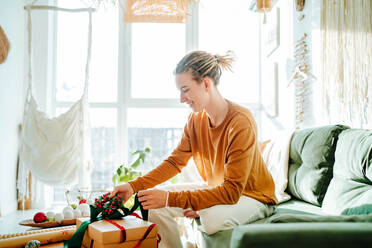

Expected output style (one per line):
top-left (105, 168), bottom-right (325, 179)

top-left (203, 77), bottom-right (211, 91)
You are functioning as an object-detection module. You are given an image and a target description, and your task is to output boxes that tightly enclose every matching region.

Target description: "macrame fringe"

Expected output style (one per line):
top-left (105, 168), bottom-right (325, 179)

top-left (321, 0), bottom-right (372, 128)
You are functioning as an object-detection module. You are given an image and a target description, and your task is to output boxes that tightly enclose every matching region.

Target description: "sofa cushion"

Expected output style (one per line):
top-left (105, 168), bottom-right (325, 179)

top-left (195, 224), bottom-right (233, 248)
top-left (322, 129), bottom-right (372, 215)
top-left (275, 199), bottom-right (327, 216)
top-left (287, 125), bottom-right (349, 206)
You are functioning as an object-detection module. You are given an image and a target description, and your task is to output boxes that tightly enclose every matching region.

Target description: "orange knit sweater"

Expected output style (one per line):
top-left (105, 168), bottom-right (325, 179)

top-left (129, 100), bottom-right (277, 210)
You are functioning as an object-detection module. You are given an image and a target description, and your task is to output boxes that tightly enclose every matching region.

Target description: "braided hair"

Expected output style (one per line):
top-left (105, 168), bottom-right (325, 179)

top-left (175, 50), bottom-right (235, 85)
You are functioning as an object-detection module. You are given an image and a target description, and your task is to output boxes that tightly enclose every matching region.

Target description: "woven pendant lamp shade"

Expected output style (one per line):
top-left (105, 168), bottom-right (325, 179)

top-left (0, 26), bottom-right (10, 64)
top-left (124, 0), bottom-right (193, 23)
top-left (257, 0), bottom-right (273, 13)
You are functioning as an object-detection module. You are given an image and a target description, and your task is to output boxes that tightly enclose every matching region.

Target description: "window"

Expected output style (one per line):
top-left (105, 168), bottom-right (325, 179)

top-left (52, 1), bottom-right (120, 202)
top-left (47, 1), bottom-right (260, 203)
top-left (199, 0), bottom-right (260, 103)
top-left (131, 23), bottom-right (185, 98)
top-left (127, 108), bottom-right (190, 174)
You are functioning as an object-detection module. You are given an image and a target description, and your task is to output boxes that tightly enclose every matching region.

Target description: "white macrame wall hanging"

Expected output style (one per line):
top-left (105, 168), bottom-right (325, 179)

top-left (321, 0), bottom-right (372, 127)
top-left (17, 4), bottom-right (95, 204)
top-left (288, 33), bottom-right (313, 129)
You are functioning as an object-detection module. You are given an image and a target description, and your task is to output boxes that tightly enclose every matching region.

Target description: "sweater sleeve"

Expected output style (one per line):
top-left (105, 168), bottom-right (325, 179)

top-left (129, 117), bottom-right (193, 192)
top-left (167, 124), bottom-right (256, 211)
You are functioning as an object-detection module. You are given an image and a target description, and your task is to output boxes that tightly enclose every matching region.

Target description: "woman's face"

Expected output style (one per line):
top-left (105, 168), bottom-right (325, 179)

top-left (176, 70), bottom-right (209, 112)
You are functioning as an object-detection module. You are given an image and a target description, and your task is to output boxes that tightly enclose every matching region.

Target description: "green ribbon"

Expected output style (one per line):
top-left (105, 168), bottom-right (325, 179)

top-left (64, 219), bottom-right (91, 248)
top-left (64, 194), bottom-right (147, 248)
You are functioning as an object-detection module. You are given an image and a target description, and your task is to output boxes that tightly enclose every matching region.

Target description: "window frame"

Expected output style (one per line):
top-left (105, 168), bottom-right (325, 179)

top-left (38, 1), bottom-right (262, 204)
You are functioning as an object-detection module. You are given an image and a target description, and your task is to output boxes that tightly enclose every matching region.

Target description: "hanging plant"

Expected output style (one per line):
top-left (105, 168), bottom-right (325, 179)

top-left (0, 26), bottom-right (10, 64)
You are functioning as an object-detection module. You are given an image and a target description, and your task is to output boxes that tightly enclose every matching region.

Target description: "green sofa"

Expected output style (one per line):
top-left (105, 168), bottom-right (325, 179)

top-left (195, 125), bottom-right (372, 248)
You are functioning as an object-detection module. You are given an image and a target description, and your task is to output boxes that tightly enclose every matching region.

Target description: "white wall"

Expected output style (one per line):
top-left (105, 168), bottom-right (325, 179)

top-left (260, 0), bottom-right (322, 140)
top-left (0, 0), bottom-right (26, 217)
top-left (260, 0), bottom-right (296, 140)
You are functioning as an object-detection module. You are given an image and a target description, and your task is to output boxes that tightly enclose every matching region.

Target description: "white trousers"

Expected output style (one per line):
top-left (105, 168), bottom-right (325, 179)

top-left (148, 183), bottom-right (274, 248)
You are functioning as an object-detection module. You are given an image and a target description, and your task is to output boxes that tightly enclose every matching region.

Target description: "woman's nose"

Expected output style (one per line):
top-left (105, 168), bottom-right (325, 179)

top-left (180, 92), bottom-right (186, 103)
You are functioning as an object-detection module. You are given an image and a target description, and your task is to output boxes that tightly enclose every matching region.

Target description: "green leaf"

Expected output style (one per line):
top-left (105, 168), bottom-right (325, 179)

top-left (120, 174), bottom-right (131, 182)
top-left (131, 159), bottom-right (140, 169)
top-left (112, 147), bottom-right (150, 185)
top-left (169, 175), bottom-right (179, 184)
top-left (139, 154), bottom-right (145, 163)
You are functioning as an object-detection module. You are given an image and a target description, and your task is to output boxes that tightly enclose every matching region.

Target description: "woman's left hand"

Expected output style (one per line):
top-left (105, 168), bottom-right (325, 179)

top-left (138, 189), bottom-right (167, 209)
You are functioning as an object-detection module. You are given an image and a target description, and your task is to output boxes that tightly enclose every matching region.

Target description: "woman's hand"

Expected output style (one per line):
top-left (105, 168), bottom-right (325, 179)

top-left (110, 183), bottom-right (134, 203)
top-left (138, 189), bottom-right (167, 210)
top-left (183, 209), bottom-right (199, 219)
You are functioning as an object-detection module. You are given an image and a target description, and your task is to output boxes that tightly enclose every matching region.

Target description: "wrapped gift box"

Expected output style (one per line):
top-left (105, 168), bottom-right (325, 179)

top-left (77, 216), bottom-right (158, 248)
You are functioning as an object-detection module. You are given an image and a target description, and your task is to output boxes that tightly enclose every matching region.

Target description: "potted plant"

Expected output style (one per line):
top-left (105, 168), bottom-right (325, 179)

top-left (112, 147), bottom-right (151, 207)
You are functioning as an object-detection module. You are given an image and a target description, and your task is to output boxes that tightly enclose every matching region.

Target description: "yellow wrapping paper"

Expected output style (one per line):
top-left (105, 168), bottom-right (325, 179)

top-left (0, 225), bottom-right (75, 248)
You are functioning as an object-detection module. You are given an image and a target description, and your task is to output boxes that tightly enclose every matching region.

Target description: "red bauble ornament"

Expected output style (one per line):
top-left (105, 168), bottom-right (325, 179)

top-left (33, 212), bottom-right (47, 223)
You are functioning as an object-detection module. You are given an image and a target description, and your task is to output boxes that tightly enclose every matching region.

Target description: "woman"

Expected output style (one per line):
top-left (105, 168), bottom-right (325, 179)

top-left (110, 50), bottom-right (277, 248)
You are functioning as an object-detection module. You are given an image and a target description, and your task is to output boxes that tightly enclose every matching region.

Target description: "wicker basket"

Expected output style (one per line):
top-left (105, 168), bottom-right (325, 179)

top-left (0, 25), bottom-right (10, 64)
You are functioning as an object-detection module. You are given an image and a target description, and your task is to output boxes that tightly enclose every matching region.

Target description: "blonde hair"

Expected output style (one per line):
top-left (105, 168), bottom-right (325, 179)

top-left (175, 50), bottom-right (235, 85)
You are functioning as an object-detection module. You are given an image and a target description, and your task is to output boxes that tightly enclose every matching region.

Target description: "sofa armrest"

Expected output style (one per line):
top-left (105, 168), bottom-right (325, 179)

top-left (230, 223), bottom-right (372, 248)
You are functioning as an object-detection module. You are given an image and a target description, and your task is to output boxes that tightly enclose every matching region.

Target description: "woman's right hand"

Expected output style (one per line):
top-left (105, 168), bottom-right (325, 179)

top-left (110, 183), bottom-right (134, 202)
top-left (183, 209), bottom-right (199, 219)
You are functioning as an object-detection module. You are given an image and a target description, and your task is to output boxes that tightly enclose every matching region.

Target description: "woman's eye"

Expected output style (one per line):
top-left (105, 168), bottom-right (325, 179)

top-left (182, 88), bottom-right (189, 93)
